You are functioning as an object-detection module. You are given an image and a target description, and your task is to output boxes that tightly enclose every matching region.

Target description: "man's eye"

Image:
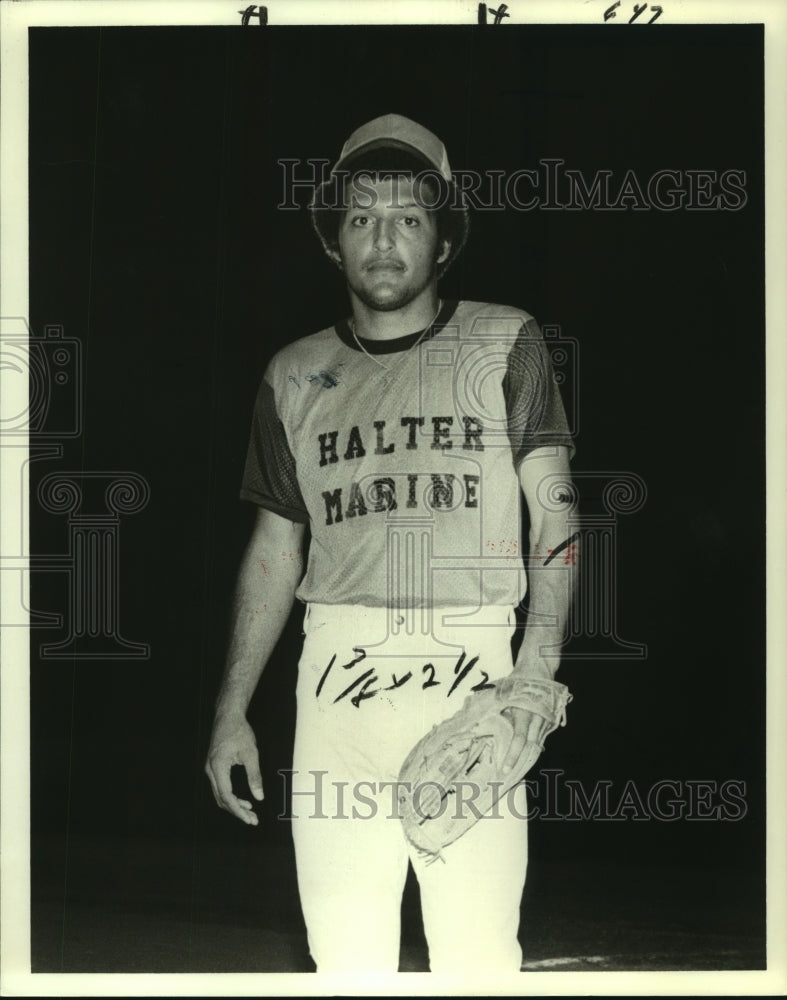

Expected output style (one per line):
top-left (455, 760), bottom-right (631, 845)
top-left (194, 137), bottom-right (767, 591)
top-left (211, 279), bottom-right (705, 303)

top-left (351, 216), bottom-right (371, 226)
top-left (401, 216), bottom-right (419, 227)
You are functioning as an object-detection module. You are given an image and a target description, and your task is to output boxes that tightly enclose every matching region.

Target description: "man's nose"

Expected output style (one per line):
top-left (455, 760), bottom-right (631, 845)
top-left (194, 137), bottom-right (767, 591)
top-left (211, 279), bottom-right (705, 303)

top-left (373, 218), bottom-right (396, 250)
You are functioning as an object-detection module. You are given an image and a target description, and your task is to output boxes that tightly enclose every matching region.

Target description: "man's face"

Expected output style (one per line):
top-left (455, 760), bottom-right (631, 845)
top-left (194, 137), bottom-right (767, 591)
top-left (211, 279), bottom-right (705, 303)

top-left (335, 174), bottom-right (449, 313)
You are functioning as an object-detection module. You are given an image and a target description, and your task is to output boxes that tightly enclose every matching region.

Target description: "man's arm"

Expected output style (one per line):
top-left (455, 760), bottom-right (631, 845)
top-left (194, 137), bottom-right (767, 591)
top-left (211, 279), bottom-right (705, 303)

top-left (205, 506), bottom-right (306, 825)
top-left (503, 445), bottom-right (578, 770)
top-left (514, 444), bottom-right (578, 678)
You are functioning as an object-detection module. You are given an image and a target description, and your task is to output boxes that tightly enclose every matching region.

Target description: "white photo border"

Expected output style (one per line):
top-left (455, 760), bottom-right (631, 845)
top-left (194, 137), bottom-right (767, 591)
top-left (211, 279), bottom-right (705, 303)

top-left (1, 1), bottom-right (785, 996)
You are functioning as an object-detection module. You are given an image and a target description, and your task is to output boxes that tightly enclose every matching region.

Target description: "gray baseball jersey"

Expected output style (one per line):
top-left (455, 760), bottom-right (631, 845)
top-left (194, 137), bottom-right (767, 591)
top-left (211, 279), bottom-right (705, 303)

top-left (240, 299), bottom-right (574, 609)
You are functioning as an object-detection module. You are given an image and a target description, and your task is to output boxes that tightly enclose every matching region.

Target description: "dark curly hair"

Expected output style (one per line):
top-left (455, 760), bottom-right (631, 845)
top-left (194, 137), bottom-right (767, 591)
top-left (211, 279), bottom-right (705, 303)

top-left (309, 148), bottom-right (470, 279)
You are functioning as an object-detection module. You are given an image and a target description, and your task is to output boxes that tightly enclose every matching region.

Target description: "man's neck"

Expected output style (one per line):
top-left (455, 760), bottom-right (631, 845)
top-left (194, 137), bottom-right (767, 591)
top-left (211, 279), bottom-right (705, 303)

top-left (349, 292), bottom-right (442, 341)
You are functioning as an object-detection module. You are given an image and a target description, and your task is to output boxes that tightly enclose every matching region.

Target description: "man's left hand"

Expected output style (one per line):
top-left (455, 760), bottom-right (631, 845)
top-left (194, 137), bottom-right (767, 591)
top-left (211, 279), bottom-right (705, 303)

top-left (501, 706), bottom-right (543, 775)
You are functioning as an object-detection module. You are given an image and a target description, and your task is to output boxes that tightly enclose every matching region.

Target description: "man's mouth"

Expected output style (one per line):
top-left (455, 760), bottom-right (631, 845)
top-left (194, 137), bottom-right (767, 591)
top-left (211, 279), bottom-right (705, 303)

top-left (366, 259), bottom-right (405, 271)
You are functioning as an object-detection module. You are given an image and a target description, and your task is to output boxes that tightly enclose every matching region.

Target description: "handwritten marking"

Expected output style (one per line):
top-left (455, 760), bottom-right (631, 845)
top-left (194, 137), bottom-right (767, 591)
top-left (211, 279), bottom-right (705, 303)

top-left (447, 653), bottom-right (479, 696)
top-left (350, 677), bottom-right (380, 708)
top-left (421, 664), bottom-right (440, 689)
top-left (316, 651), bottom-right (496, 707)
top-left (471, 670), bottom-right (494, 692)
top-left (333, 667), bottom-right (377, 705)
top-left (386, 671), bottom-right (413, 690)
top-left (238, 5), bottom-right (267, 26)
top-left (316, 654), bottom-right (336, 698)
top-left (489, 3), bottom-right (510, 24)
top-left (605, 1), bottom-right (663, 22)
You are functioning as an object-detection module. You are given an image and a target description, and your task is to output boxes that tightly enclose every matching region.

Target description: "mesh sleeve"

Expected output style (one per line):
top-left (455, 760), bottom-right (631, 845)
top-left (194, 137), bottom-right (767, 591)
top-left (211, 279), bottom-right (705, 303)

top-left (239, 378), bottom-right (310, 523)
top-left (502, 318), bottom-right (575, 467)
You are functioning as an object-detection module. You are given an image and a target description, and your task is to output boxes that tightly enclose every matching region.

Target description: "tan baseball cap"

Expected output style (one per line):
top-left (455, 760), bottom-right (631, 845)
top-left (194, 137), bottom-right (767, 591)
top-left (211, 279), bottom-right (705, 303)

top-left (332, 113), bottom-right (453, 181)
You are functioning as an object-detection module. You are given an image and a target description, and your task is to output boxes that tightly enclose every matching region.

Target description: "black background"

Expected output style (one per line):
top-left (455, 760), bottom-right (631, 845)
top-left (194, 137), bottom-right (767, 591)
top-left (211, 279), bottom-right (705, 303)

top-left (28, 24), bottom-right (765, 971)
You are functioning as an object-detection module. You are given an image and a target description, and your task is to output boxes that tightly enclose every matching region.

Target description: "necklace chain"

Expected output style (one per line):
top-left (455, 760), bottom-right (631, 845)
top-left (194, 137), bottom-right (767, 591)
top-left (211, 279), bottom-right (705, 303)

top-left (350, 300), bottom-right (443, 371)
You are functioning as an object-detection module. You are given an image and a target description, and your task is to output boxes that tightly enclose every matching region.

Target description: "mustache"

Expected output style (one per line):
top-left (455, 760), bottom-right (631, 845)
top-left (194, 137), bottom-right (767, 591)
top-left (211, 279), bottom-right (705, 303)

top-left (364, 257), bottom-right (406, 270)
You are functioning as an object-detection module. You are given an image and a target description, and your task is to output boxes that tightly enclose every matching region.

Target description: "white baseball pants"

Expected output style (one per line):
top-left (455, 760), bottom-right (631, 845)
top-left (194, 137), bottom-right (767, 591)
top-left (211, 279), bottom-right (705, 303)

top-left (289, 603), bottom-right (528, 973)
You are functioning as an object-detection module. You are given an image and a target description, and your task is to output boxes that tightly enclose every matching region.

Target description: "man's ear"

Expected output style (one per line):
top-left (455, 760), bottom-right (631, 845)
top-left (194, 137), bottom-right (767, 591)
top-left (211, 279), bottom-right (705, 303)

top-left (437, 239), bottom-right (451, 265)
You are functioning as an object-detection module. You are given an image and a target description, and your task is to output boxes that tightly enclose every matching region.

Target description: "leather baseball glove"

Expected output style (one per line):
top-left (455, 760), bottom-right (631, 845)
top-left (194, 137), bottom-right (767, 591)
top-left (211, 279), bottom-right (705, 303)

top-left (397, 674), bottom-right (572, 862)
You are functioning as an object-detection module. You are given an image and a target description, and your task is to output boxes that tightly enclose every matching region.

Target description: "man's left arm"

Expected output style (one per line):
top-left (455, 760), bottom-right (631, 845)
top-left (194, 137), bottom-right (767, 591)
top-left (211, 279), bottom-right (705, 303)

top-left (503, 444), bottom-right (578, 771)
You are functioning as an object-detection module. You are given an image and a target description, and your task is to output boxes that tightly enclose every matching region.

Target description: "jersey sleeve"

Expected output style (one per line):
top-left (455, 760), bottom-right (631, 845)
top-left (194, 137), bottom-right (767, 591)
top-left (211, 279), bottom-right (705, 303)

top-left (239, 374), bottom-right (310, 523)
top-left (503, 317), bottom-right (575, 467)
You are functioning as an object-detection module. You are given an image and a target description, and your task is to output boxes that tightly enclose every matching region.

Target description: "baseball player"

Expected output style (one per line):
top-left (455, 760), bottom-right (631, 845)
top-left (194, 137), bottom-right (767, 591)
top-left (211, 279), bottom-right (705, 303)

top-left (205, 114), bottom-right (577, 974)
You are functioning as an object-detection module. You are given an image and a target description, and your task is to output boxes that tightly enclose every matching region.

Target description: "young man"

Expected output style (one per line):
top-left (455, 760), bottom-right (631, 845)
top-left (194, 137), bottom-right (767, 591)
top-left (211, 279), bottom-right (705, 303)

top-left (205, 114), bottom-right (577, 973)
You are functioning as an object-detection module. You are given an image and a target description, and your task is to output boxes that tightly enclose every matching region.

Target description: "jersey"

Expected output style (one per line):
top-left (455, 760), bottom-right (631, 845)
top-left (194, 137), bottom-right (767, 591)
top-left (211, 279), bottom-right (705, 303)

top-left (240, 299), bottom-right (574, 609)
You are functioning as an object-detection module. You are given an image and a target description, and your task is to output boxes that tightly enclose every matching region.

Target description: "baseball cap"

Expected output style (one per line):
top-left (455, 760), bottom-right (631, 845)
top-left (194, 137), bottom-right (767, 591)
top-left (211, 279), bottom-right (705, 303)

top-left (332, 113), bottom-right (453, 182)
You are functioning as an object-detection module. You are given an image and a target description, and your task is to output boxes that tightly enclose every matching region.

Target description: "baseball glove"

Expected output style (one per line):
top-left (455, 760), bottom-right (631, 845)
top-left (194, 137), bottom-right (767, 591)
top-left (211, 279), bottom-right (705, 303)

top-left (397, 674), bottom-right (572, 862)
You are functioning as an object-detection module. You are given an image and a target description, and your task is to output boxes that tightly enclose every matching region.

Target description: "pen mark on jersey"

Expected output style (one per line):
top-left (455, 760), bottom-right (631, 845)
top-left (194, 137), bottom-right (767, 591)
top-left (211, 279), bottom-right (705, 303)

top-left (306, 369), bottom-right (342, 389)
top-left (290, 364), bottom-right (344, 390)
top-left (543, 531), bottom-right (581, 567)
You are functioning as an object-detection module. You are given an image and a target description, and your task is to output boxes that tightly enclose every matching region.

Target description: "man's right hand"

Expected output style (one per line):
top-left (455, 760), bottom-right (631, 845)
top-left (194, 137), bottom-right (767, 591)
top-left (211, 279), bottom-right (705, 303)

top-left (205, 715), bottom-right (264, 826)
